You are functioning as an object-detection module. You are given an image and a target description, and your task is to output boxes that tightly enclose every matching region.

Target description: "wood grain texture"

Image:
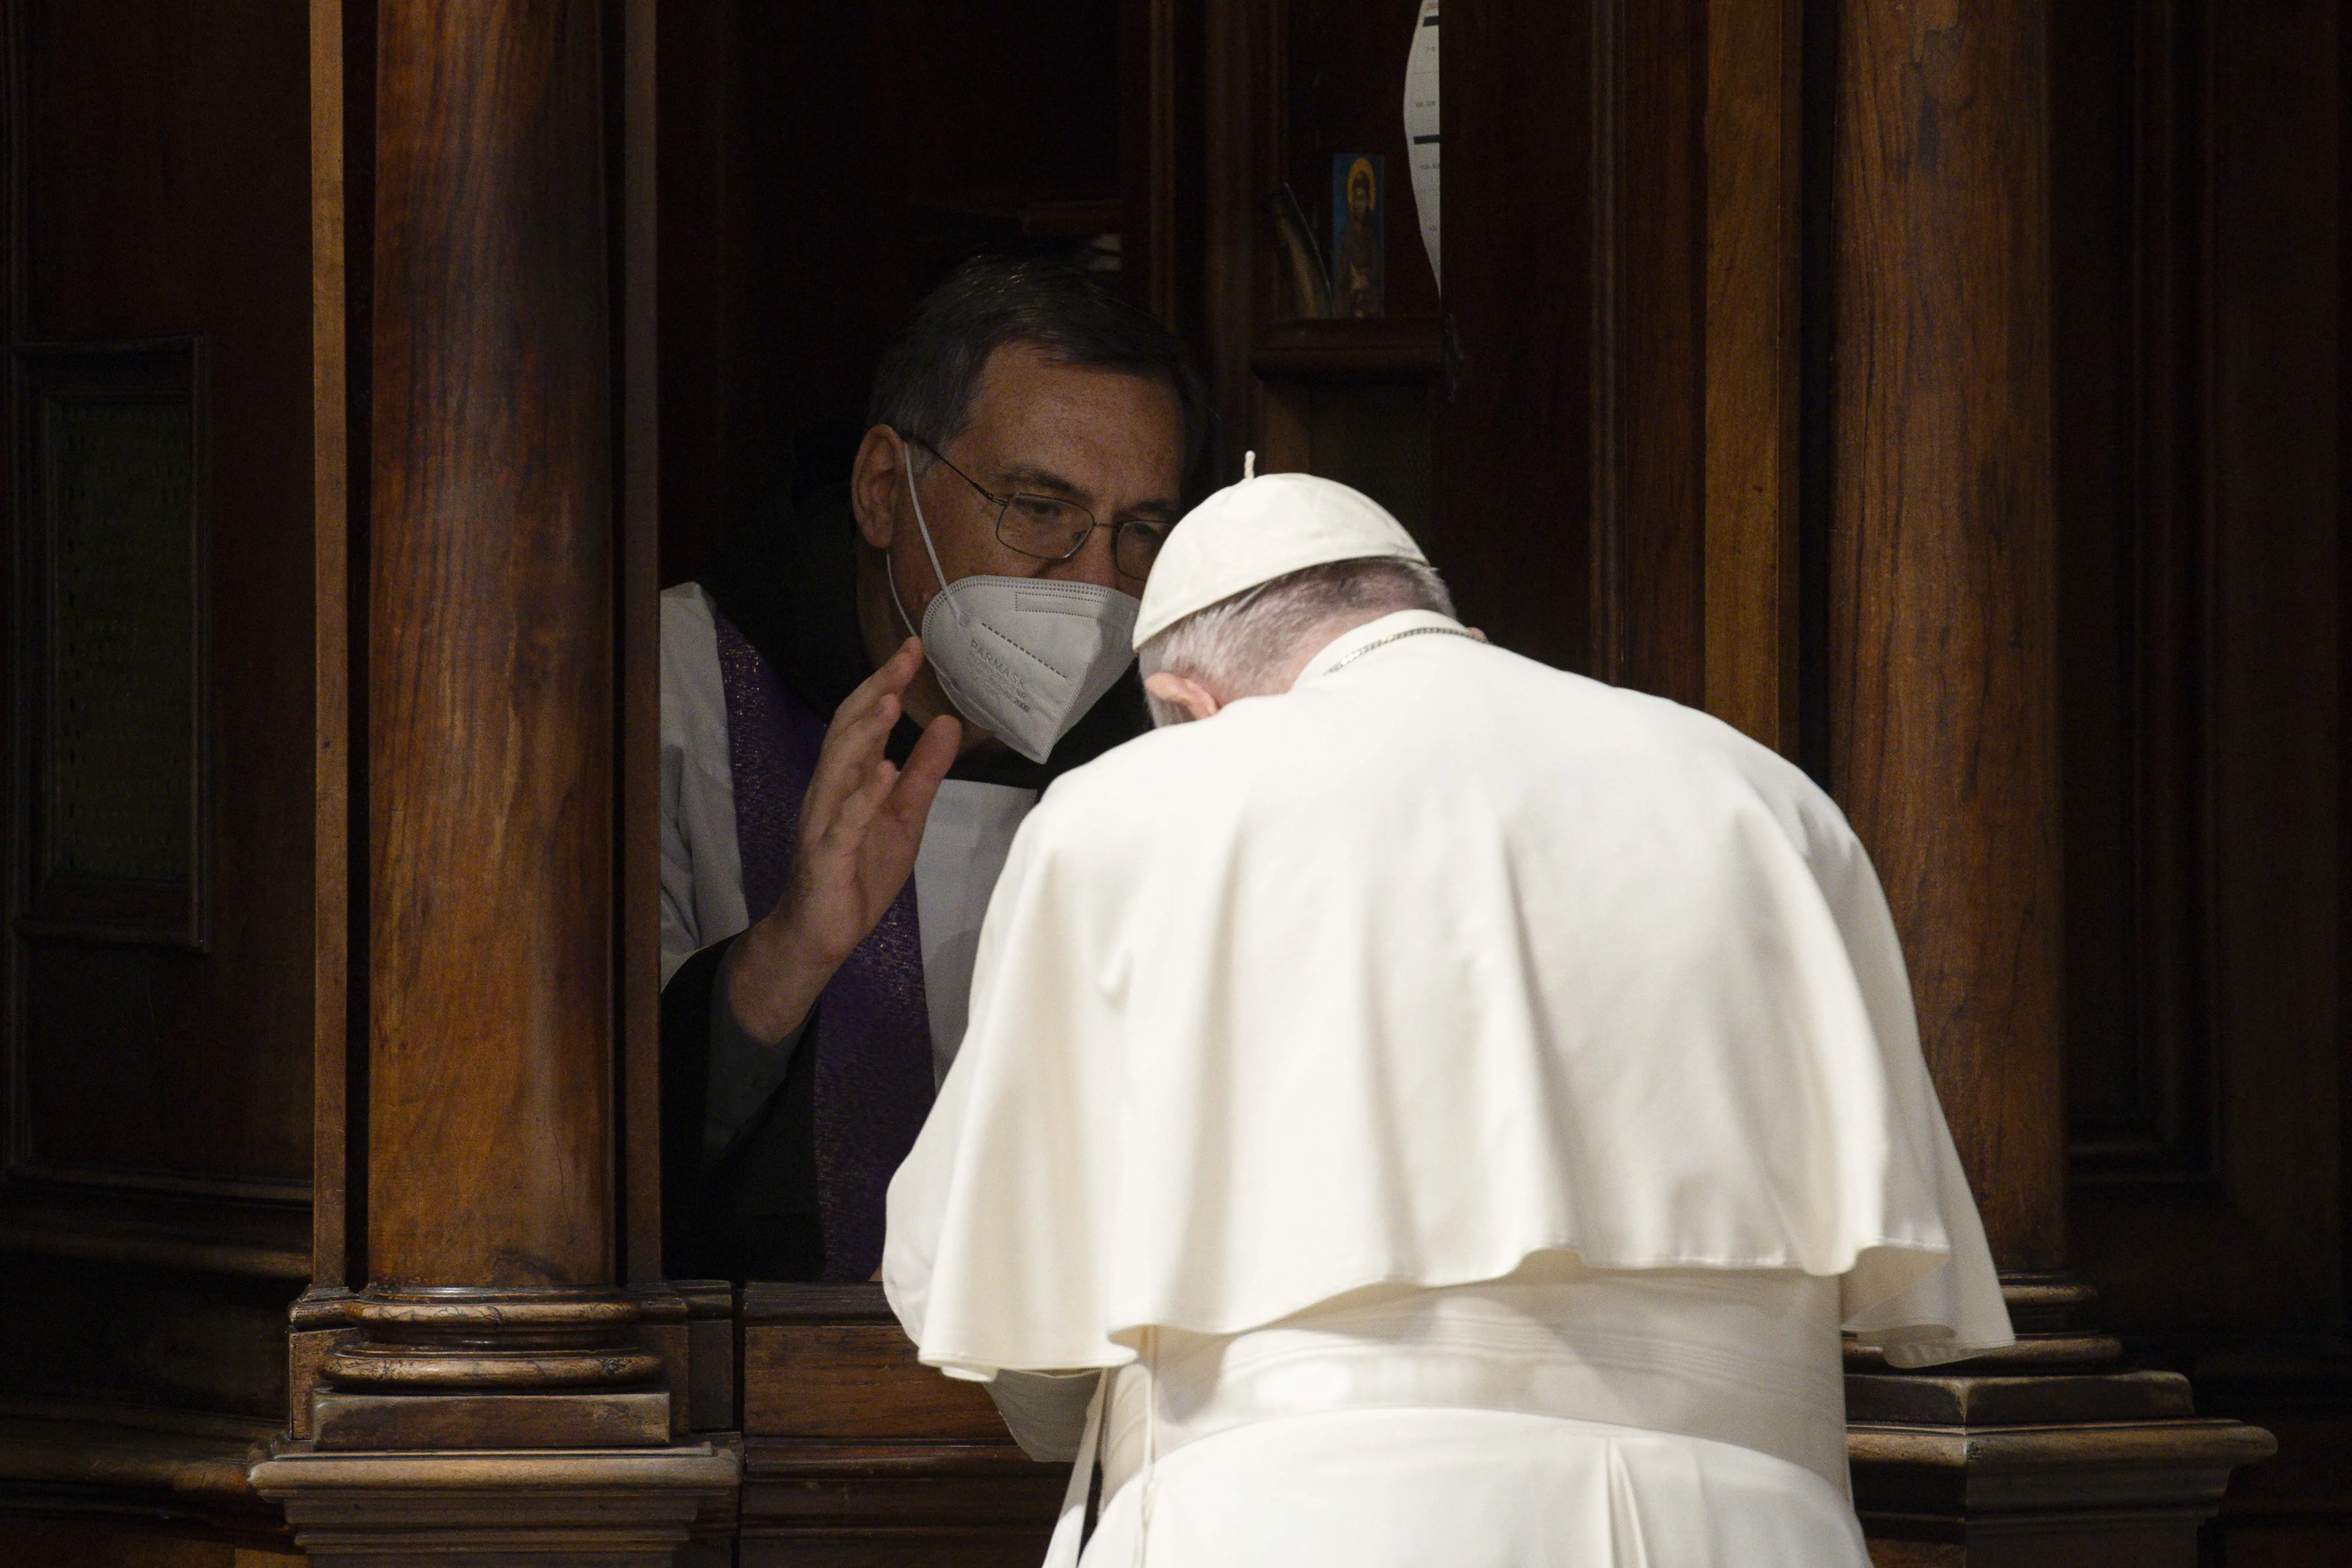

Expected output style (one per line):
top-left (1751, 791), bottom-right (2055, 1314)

top-left (6, 0), bottom-right (315, 1198)
top-left (2047, 10), bottom-right (2347, 1559)
top-left (739, 1440), bottom-right (1058, 1568)
top-left (2049, 0), bottom-right (2212, 1185)
top-left (1201, 0), bottom-right (1274, 487)
top-left (367, 0), bottom-right (616, 1289)
top-left (1431, 0), bottom-right (1594, 671)
top-left (0, 1404), bottom-right (292, 1549)
top-left (1121, 0), bottom-right (1206, 359)
top-left (743, 1326), bottom-right (1006, 1441)
top-left (252, 1441), bottom-right (738, 1564)
top-left (1849, 1415), bottom-right (2274, 1567)
top-left (1701, 0), bottom-right (1802, 753)
top-left (1825, 0), bottom-right (2067, 1273)
top-left (0, 1), bottom-right (319, 1481)
top-left (310, 0), bottom-right (352, 1295)
top-left (734, 1283), bottom-right (1050, 1559)
top-left (619, 0), bottom-right (663, 1289)
top-left (1599, 0), bottom-right (1707, 706)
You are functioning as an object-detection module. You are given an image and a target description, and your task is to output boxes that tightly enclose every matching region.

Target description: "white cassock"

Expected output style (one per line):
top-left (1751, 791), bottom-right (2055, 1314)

top-left (883, 608), bottom-right (2013, 1568)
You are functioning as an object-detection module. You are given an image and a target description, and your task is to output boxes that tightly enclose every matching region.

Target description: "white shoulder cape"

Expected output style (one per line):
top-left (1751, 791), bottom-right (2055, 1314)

top-left (884, 613), bottom-right (2012, 1378)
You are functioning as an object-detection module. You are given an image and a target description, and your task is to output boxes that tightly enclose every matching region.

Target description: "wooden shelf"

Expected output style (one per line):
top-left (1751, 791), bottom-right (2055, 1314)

top-left (1251, 317), bottom-right (1443, 379)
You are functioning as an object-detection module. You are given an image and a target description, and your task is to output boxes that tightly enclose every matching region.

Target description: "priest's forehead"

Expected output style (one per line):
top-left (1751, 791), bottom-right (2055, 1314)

top-left (950, 345), bottom-right (1185, 518)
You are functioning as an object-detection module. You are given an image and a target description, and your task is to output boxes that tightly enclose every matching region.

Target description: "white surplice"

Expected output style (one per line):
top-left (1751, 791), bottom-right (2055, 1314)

top-left (659, 581), bottom-right (1034, 1091)
top-left (883, 609), bottom-right (2012, 1567)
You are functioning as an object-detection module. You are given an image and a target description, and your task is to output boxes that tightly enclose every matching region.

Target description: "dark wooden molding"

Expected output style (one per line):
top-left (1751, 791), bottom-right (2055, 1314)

top-left (1430, 0), bottom-right (1593, 673)
top-left (9, 336), bottom-right (210, 952)
top-left (2056, 2), bottom-right (2345, 1387)
top-left (0, 1399), bottom-right (290, 1548)
top-left (740, 1439), bottom-right (1059, 1568)
top-left (2056, 0), bottom-right (2217, 1187)
top-left (251, 1439), bottom-right (740, 1565)
top-left (740, 1281), bottom-right (897, 1325)
top-left (1250, 317), bottom-right (1442, 379)
top-left (308, 0), bottom-right (365, 1300)
top-left (0, 1181), bottom-right (307, 1282)
top-left (738, 1283), bottom-right (1056, 1565)
top-left (617, 0), bottom-right (665, 1295)
top-left (1700, 0), bottom-right (1802, 753)
top-left (312, 1287), bottom-right (670, 1451)
top-left (1846, 1371), bottom-right (2194, 1429)
top-left (1850, 1416), bottom-right (2276, 1564)
top-left (1844, 1280), bottom-right (2277, 1560)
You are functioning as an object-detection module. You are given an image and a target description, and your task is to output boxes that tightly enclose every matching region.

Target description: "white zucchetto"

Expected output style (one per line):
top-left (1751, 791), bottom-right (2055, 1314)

top-left (1131, 471), bottom-right (1429, 648)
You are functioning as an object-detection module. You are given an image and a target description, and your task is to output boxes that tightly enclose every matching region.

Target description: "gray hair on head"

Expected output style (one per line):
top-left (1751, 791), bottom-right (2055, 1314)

top-left (868, 256), bottom-right (1211, 481)
top-left (1137, 556), bottom-right (1455, 725)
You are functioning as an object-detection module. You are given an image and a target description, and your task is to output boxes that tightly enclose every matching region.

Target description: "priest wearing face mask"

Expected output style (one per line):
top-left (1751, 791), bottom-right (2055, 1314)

top-left (658, 259), bottom-right (1206, 1285)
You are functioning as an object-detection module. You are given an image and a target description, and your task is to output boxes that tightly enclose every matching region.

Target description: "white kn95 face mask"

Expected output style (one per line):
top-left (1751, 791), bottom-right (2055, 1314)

top-left (889, 448), bottom-right (1140, 764)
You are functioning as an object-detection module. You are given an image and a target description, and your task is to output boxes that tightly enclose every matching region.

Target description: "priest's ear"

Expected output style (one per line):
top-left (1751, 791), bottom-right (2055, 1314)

top-left (850, 424), bottom-right (910, 550)
top-left (1143, 672), bottom-right (1222, 725)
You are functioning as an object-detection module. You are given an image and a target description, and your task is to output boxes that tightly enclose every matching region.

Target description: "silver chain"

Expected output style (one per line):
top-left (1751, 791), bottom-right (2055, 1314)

top-left (1323, 624), bottom-right (1480, 673)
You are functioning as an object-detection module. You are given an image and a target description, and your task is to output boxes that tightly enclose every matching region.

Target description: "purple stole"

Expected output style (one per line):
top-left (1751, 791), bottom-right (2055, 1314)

top-left (714, 614), bottom-right (936, 1282)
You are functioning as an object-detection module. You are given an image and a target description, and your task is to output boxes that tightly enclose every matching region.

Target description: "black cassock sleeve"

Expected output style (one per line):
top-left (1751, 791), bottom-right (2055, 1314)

top-left (659, 937), bottom-right (825, 1282)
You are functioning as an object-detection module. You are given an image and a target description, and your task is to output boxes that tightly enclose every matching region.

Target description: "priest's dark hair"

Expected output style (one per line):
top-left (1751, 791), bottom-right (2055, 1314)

top-left (868, 256), bottom-right (1210, 483)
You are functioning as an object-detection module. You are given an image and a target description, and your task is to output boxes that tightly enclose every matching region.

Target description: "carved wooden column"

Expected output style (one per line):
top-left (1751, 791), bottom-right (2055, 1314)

top-left (253, 0), bottom-right (733, 1557)
top-left (1823, 0), bottom-right (2270, 1560)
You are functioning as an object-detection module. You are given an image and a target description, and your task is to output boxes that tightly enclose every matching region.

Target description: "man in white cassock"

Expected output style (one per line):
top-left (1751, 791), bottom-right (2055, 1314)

top-left (882, 471), bottom-right (2015, 1567)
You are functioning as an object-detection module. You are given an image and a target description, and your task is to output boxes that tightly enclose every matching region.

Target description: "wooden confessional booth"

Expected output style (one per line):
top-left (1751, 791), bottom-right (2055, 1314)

top-left (0, 1), bottom-right (2340, 1564)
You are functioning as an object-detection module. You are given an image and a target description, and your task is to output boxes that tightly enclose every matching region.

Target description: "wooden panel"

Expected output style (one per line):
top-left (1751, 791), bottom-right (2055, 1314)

top-left (739, 1284), bottom-right (1053, 1566)
top-left (1825, 0), bottom-right (2067, 1274)
top-left (744, 1324), bottom-right (1007, 1441)
top-left (2055, 0), bottom-right (2215, 1184)
top-left (1121, 0), bottom-right (1207, 352)
top-left (739, 1454), bottom-right (1059, 1568)
top-left (2195, 0), bottom-right (2341, 1325)
top-left (1596, 0), bottom-right (1706, 706)
top-left (2047, 5), bottom-right (2345, 1560)
top-left (14, 341), bottom-right (204, 947)
top-left (1258, 377), bottom-right (1434, 538)
top-left (307, 0), bottom-right (363, 1291)
top-left (742, 1284), bottom-right (1010, 1441)
top-left (0, 1256), bottom-right (294, 1421)
top-left (1699, 0), bottom-right (1801, 753)
top-left (1431, 0), bottom-right (1593, 671)
top-left (0, 0), bottom-right (315, 1236)
top-left (0, 1520), bottom-right (297, 1567)
top-left (2061, 0), bottom-right (2343, 1333)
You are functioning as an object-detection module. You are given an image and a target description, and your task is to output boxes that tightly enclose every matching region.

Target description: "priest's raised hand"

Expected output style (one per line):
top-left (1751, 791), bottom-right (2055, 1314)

top-left (725, 636), bottom-right (960, 1046)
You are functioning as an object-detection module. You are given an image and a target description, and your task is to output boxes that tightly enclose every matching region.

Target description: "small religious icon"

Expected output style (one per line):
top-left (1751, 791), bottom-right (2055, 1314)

top-left (1331, 153), bottom-right (1386, 318)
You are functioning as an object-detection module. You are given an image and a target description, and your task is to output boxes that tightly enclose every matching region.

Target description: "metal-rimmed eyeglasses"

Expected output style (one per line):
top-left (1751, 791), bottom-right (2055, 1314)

top-left (907, 435), bottom-right (1172, 581)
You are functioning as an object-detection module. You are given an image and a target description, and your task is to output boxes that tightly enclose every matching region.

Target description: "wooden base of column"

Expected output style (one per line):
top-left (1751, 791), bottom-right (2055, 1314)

top-left (310, 1389), bottom-right (673, 1451)
top-left (1848, 1281), bottom-right (2276, 1566)
top-left (249, 1440), bottom-right (740, 1566)
top-left (308, 1288), bottom-right (672, 1451)
top-left (1851, 1411), bottom-right (2273, 1567)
